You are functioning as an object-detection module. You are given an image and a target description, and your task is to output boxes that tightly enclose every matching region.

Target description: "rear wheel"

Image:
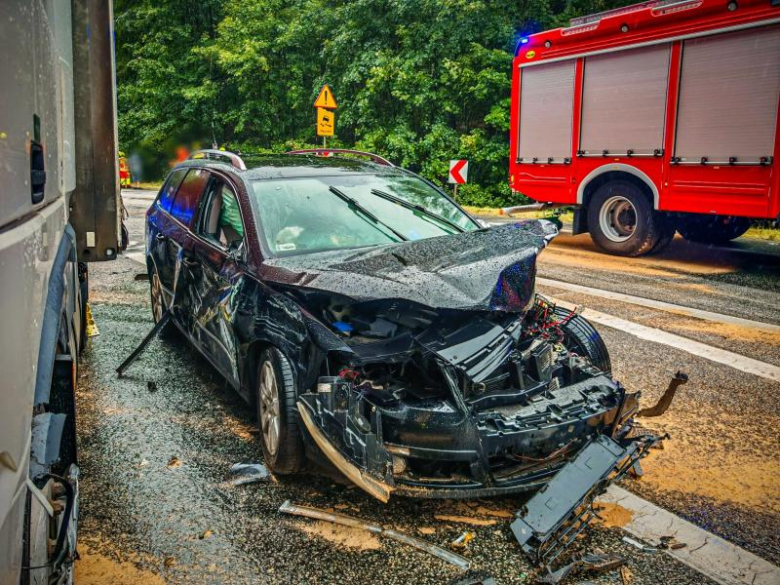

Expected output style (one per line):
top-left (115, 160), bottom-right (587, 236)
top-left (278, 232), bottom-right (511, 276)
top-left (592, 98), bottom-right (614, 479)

top-left (554, 306), bottom-right (611, 374)
top-left (677, 215), bottom-right (751, 245)
top-left (587, 181), bottom-right (661, 256)
top-left (149, 264), bottom-right (175, 338)
top-left (256, 348), bottom-right (304, 474)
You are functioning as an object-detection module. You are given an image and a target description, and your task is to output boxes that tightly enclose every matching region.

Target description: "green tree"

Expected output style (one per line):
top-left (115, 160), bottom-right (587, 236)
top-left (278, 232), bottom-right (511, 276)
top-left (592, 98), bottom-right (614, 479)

top-left (115, 0), bottom-right (633, 206)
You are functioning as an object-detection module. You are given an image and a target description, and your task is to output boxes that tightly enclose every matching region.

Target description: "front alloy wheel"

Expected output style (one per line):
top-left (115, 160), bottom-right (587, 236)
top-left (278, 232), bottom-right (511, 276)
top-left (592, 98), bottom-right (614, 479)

top-left (259, 361), bottom-right (281, 457)
top-left (255, 348), bottom-right (304, 474)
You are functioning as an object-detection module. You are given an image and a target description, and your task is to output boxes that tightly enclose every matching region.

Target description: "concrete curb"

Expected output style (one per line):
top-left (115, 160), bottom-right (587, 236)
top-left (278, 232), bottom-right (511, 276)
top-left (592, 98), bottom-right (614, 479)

top-left (599, 486), bottom-right (780, 585)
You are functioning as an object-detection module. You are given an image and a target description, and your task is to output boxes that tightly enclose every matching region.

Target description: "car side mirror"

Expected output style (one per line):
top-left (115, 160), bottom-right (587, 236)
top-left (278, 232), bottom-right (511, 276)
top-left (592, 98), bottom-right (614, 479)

top-left (227, 240), bottom-right (246, 264)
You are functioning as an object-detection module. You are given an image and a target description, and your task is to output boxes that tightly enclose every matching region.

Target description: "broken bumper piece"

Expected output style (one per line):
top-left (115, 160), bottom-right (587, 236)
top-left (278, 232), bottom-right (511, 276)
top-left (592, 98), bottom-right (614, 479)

top-left (510, 434), bottom-right (661, 566)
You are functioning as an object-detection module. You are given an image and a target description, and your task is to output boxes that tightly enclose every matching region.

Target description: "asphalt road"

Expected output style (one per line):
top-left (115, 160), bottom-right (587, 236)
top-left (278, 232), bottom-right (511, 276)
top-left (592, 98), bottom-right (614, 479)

top-left (72, 190), bottom-right (780, 584)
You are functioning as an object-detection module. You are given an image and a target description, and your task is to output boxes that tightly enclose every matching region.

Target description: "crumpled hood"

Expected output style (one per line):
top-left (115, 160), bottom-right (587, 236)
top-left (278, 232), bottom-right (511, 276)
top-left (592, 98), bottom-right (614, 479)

top-left (259, 221), bottom-right (557, 312)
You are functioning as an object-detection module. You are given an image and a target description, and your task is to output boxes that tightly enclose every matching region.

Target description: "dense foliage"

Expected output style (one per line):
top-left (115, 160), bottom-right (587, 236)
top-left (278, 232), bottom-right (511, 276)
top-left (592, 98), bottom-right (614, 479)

top-left (115, 0), bottom-right (631, 206)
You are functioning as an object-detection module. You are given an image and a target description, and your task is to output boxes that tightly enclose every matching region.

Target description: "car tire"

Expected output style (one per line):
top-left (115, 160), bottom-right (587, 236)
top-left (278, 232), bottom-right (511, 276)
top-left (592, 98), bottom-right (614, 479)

top-left (256, 347), bottom-right (304, 475)
top-left (554, 306), bottom-right (611, 375)
top-left (677, 215), bottom-right (751, 245)
top-left (587, 181), bottom-right (661, 256)
top-left (149, 264), bottom-right (176, 339)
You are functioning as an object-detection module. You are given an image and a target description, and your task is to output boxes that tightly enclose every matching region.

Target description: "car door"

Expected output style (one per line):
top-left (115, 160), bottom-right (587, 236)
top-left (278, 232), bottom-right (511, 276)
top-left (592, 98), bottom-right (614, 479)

top-left (185, 173), bottom-right (247, 387)
top-left (158, 168), bottom-right (210, 331)
top-left (147, 168), bottom-right (187, 299)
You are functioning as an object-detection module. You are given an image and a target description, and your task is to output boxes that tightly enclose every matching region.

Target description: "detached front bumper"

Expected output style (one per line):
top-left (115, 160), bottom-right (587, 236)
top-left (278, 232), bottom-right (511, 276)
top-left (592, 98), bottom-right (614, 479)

top-left (296, 373), bottom-right (641, 501)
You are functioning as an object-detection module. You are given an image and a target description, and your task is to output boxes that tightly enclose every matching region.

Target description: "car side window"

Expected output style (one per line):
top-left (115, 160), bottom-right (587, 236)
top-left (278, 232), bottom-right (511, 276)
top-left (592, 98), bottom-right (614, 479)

top-left (157, 168), bottom-right (187, 212)
top-left (169, 169), bottom-right (209, 227)
top-left (199, 178), bottom-right (245, 249)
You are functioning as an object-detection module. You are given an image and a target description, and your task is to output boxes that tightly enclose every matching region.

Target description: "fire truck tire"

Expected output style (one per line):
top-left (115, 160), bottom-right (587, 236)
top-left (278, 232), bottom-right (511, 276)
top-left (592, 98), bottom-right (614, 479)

top-left (677, 215), bottom-right (751, 245)
top-left (650, 214), bottom-right (676, 254)
top-left (587, 181), bottom-right (661, 256)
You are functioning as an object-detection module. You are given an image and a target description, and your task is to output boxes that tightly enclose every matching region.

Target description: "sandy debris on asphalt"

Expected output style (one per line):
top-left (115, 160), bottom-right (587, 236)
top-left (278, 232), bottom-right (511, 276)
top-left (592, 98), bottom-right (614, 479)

top-left (663, 317), bottom-right (780, 346)
top-left (291, 519), bottom-right (382, 550)
top-left (594, 502), bottom-right (634, 529)
top-left (75, 545), bottom-right (166, 585)
top-left (640, 416), bottom-right (780, 513)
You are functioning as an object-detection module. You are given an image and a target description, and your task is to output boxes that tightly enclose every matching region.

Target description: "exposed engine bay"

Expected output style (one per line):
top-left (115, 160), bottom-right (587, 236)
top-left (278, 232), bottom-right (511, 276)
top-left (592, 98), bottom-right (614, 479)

top-left (296, 294), bottom-right (643, 502)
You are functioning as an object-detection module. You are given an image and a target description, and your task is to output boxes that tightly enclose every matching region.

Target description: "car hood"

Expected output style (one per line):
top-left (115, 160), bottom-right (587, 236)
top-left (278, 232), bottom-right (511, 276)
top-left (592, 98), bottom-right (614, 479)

top-left (259, 220), bottom-right (557, 313)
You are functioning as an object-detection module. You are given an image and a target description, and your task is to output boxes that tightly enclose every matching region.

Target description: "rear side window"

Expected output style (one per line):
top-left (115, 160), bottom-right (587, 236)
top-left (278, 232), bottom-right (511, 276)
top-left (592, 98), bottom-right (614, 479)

top-left (158, 168), bottom-right (187, 212)
top-left (170, 169), bottom-right (209, 227)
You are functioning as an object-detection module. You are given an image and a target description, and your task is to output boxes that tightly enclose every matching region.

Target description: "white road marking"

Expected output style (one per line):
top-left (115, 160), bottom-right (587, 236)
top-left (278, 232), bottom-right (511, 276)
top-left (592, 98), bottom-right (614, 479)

top-left (599, 486), bottom-right (780, 585)
top-left (551, 297), bottom-right (780, 382)
top-left (537, 277), bottom-right (780, 333)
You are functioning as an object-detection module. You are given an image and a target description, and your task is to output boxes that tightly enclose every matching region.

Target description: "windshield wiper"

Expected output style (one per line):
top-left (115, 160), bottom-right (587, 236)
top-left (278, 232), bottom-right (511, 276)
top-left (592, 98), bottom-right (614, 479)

top-left (328, 186), bottom-right (408, 242)
top-left (370, 189), bottom-right (465, 233)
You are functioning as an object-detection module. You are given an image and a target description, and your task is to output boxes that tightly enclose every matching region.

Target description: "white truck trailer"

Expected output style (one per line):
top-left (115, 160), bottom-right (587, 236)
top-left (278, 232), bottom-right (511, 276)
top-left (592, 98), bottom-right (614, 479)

top-left (0, 1), bottom-right (120, 583)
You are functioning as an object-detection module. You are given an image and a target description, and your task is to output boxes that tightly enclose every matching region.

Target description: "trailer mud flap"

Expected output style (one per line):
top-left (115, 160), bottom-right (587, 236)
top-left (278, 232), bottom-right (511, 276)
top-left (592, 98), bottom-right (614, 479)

top-left (510, 434), bottom-right (658, 566)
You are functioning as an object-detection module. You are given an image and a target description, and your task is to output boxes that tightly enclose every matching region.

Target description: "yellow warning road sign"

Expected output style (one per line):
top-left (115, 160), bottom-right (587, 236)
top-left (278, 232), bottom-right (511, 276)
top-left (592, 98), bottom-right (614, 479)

top-left (316, 107), bottom-right (334, 136)
top-left (314, 84), bottom-right (338, 109)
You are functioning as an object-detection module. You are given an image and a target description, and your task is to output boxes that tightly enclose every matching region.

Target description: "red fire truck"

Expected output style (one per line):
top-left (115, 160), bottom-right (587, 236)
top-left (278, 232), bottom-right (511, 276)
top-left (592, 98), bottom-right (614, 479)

top-left (509, 0), bottom-right (780, 255)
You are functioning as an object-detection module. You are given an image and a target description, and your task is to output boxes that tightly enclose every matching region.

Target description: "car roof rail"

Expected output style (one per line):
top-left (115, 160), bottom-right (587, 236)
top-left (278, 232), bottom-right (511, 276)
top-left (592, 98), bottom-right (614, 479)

top-left (285, 149), bottom-right (394, 167)
top-left (188, 149), bottom-right (247, 171)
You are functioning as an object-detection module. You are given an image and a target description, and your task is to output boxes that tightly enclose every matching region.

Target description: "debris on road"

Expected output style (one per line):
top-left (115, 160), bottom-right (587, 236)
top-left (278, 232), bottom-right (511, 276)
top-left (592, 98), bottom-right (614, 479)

top-left (147, 380), bottom-right (157, 392)
top-left (637, 371), bottom-right (688, 417)
top-left (658, 535), bottom-right (686, 550)
top-left (116, 310), bottom-right (173, 377)
top-left (452, 531), bottom-right (476, 549)
top-left (622, 536), bottom-right (657, 553)
top-left (167, 456), bottom-right (182, 469)
top-left (620, 565), bottom-right (634, 585)
top-left (230, 463), bottom-right (271, 485)
top-left (537, 552), bottom-right (626, 584)
top-left (510, 435), bottom-right (661, 566)
top-left (278, 500), bottom-right (470, 570)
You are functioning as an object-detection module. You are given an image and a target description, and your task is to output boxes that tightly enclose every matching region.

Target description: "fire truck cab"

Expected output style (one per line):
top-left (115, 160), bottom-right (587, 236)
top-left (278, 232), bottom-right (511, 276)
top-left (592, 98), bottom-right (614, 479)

top-left (509, 0), bottom-right (780, 255)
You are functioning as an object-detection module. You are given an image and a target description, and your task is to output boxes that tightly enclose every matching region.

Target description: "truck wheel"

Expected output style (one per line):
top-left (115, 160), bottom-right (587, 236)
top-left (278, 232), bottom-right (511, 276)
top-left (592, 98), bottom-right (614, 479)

top-left (554, 306), bottom-right (611, 375)
top-left (650, 214), bottom-right (676, 254)
top-left (256, 348), bottom-right (304, 475)
top-left (587, 181), bottom-right (661, 256)
top-left (678, 215), bottom-right (751, 245)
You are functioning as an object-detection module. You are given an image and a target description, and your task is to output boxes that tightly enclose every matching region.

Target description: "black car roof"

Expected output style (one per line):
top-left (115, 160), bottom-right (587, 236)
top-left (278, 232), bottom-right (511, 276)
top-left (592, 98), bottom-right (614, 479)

top-left (177, 154), bottom-right (405, 181)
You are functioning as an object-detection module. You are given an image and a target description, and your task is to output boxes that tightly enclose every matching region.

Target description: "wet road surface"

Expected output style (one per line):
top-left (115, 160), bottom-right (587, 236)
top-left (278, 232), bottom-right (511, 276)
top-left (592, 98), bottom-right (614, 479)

top-left (76, 256), bottom-right (716, 585)
top-left (72, 190), bottom-right (780, 583)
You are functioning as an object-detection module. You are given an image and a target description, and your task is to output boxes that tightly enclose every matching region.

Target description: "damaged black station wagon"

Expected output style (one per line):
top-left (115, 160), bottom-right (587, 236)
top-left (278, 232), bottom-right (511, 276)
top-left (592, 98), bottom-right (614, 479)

top-left (146, 150), bottom-right (660, 526)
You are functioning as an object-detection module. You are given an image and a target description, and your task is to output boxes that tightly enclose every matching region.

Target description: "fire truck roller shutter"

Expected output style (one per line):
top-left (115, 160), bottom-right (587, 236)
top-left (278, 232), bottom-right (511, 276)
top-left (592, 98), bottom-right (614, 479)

top-left (580, 44), bottom-right (670, 156)
top-left (675, 25), bottom-right (780, 164)
top-left (518, 60), bottom-right (575, 164)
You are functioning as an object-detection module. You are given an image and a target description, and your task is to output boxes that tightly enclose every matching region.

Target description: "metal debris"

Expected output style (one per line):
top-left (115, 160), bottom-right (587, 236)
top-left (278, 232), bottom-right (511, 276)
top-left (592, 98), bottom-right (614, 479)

top-left (637, 371), bottom-right (688, 417)
top-left (537, 553), bottom-right (625, 584)
top-left (116, 310), bottom-right (172, 377)
top-left (278, 500), bottom-right (470, 570)
top-left (452, 531), bottom-right (476, 549)
top-left (230, 463), bottom-right (271, 485)
top-left (622, 536), bottom-right (657, 553)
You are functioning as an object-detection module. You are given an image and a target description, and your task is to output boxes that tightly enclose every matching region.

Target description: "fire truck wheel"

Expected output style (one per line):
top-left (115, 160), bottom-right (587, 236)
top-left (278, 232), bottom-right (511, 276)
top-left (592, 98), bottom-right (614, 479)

top-left (677, 215), bottom-right (751, 245)
top-left (588, 181), bottom-right (661, 256)
top-left (650, 214), bottom-right (676, 254)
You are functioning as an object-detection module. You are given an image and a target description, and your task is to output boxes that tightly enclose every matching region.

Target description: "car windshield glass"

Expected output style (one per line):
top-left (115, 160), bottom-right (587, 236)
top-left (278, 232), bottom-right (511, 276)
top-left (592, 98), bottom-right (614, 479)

top-left (251, 173), bottom-right (479, 255)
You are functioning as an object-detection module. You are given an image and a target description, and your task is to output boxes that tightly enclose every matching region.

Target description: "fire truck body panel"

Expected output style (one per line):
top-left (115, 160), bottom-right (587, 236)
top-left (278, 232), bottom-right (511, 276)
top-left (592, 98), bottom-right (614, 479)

top-left (510, 0), bottom-right (780, 253)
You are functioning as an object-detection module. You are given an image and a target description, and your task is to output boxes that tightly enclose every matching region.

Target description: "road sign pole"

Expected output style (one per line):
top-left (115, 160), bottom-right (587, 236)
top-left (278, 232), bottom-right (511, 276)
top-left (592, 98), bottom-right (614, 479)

top-left (454, 184), bottom-right (459, 200)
